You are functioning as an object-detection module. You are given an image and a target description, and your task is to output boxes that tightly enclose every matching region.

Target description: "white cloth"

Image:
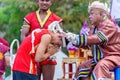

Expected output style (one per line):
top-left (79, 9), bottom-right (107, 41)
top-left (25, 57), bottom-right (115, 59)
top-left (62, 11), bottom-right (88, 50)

top-left (66, 32), bottom-right (78, 45)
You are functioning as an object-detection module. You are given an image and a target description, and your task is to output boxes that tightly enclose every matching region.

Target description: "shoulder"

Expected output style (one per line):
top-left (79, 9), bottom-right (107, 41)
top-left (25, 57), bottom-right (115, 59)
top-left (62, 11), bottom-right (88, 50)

top-left (24, 11), bottom-right (37, 24)
top-left (24, 11), bottom-right (36, 19)
top-left (99, 19), bottom-right (117, 34)
top-left (41, 34), bottom-right (51, 43)
top-left (104, 19), bottom-right (115, 27)
top-left (101, 19), bottom-right (117, 31)
top-left (51, 12), bottom-right (62, 21)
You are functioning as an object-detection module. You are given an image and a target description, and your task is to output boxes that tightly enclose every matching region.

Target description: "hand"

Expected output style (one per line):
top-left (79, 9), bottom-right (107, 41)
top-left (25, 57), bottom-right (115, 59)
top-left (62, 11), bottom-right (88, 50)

top-left (47, 44), bottom-right (59, 56)
top-left (66, 32), bottom-right (78, 45)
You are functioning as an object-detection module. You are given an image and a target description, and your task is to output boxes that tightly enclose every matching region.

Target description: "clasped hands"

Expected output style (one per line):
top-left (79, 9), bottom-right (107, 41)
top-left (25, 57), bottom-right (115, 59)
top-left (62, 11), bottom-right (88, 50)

top-left (60, 32), bottom-right (79, 46)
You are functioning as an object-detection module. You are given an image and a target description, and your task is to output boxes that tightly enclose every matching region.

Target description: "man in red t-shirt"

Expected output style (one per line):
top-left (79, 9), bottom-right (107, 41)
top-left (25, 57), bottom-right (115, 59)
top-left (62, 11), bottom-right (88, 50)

top-left (13, 29), bottom-right (63, 80)
top-left (20, 0), bottom-right (63, 80)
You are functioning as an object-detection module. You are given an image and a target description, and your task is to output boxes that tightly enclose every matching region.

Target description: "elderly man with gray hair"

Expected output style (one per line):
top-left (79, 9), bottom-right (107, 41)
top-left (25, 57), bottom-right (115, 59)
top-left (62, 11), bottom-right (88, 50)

top-left (65, 1), bottom-right (120, 80)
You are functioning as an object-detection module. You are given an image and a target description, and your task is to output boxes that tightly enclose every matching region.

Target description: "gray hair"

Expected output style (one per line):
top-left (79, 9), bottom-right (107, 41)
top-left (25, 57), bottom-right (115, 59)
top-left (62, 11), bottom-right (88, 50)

top-left (88, 1), bottom-right (108, 13)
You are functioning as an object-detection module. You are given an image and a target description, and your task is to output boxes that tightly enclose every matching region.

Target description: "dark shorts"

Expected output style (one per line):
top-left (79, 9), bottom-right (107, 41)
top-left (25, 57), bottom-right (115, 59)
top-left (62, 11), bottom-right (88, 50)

top-left (13, 70), bottom-right (38, 80)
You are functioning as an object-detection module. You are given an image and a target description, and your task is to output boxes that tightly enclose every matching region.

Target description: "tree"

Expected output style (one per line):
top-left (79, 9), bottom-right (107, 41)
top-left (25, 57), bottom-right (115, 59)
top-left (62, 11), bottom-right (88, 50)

top-left (1, 0), bottom-right (108, 43)
top-left (0, 0), bottom-right (38, 43)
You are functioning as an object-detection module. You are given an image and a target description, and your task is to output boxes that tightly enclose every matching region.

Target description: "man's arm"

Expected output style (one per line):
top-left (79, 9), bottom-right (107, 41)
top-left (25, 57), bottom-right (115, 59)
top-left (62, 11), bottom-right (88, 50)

top-left (35, 34), bottom-right (59, 62)
top-left (20, 21), bottom-right (30, 41)
top-left (4, 51), bottom-right (10, 67)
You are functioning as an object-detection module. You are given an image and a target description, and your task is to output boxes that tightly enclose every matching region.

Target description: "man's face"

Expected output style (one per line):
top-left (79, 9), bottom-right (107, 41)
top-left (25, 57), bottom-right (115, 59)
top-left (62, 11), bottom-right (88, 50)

top-left (89, 8), bottom-right (102, 26)
top-left (38, 0), bottom-right (52, 11)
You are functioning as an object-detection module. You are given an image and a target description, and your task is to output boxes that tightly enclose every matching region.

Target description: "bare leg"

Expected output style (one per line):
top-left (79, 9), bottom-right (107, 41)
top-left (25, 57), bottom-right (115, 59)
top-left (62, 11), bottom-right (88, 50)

top-left (42, 64), bottom-right (55, 80)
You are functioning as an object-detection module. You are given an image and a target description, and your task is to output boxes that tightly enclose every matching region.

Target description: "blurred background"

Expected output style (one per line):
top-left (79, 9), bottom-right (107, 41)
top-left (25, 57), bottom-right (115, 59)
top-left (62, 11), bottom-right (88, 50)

top-left (0, 0), bottom-right (119, 79)
top-left (0, 0), bottom-right (112, 43)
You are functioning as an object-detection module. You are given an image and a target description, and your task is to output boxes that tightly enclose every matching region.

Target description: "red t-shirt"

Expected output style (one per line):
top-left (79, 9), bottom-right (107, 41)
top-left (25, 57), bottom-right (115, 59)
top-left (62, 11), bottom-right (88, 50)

top-left (12, 29), bottom-right (52, 75)
top-left (24, 10), bottom-right (62, 34)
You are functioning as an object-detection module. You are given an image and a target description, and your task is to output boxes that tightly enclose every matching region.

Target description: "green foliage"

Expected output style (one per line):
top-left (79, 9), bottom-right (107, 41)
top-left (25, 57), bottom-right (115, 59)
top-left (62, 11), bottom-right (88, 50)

top-left (0, 0), bottom-right (38, 43)
top-left (52, 0), bottom-right (90, 34)
top-left (0, 0), bottom-right (108, 42)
